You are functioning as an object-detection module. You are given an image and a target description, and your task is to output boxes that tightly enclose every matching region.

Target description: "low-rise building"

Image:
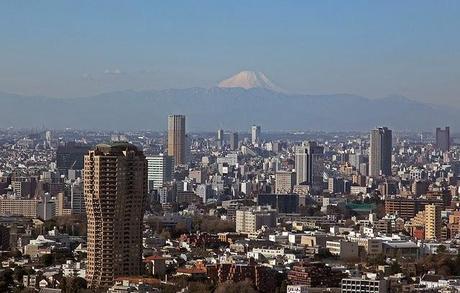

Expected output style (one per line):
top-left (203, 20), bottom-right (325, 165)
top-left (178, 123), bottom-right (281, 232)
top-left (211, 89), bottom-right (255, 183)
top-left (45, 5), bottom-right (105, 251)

top-left (326, 240), bottom-right (359, 260)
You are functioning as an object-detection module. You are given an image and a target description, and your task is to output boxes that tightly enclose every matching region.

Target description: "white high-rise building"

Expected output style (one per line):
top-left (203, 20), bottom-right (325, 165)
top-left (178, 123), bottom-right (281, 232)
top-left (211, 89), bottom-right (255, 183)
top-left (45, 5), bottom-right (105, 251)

top-left (295, 141), bottom-right (324, 193)
top-left (70, 178), bottom-right (85, 215)
top-left (146, 155), bottom-right (174, 191)
top-left (251, 125), bottom-right (261, 145)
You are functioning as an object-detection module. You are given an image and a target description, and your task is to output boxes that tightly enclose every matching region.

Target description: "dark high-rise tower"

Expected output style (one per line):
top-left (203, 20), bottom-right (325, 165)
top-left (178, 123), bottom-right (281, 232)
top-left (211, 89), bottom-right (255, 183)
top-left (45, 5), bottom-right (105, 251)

top-left (251, 125), bottom-right (261, 145)
top-left (167, 115), bottom-right (186, 165)
top-left (84, 143), bottom-right (147, 288)
top-left (436, 127), bottom-right (450, 152)
top-left (369, 127), bottom-right (392, 177)
top-left (230, 132), bottom-right (239, 150)
top-left (56, 142), bottom-right (90, 175)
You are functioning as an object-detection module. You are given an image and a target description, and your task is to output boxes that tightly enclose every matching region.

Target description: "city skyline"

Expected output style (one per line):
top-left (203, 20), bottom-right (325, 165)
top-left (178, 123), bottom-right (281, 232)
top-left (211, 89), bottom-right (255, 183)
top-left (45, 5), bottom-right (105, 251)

top-left (2, 2), bottom-right (460, 292)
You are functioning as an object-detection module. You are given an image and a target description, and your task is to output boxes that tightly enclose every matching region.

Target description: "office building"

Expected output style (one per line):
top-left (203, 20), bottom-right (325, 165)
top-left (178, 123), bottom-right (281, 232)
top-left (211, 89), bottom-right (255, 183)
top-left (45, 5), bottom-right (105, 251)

top-left (257, 193), bottom-right (299, 214)
top-left (275, 171), bottom-right (296, 194)
top-left (341, 277), bottom-right (388, 293)
top-left (84, 143), bottom-right (147, 288)
top-left (11, 177), bottom-right (36, 198)
top-left (385, 198), bottom-right (444, 220)
top-left (235, 207), bottom-right (276, 234)
top-left (167, 115), bottom-right (186, 166)
top-left (56, 142), bottom-right (90, 175)
top-left (70, 178), bottom-right (85, 215)
top-left (328, 177), bottom-right (344, 194)
top-left (436, 126), bottom-right (450, 152)
top-left (326, 240), bottom-right (359, 260)
top-left (295, 142), bottom-right (324, 192)
top-left (196, 184), bottom-right (213, 204)
top-left (251, 125), bottom-right (261, 145)
top-left (230, 132), bottom-right (239, 150)
top-left (146, 155), bottom-right (173, 191)
top-left (217, 129), bottom-right (224, 147)
top-left (0, 199), bottom-right (40, 218)
top-left (369, 127), bottom-right (392, 177)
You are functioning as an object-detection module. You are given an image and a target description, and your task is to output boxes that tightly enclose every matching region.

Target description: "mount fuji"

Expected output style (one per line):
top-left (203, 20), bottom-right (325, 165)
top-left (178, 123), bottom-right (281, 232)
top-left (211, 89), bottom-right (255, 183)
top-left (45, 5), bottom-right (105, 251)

top-left (218, 71), bottom-right (286, 93)
top-left (0, 72), bottom-right (458, 131)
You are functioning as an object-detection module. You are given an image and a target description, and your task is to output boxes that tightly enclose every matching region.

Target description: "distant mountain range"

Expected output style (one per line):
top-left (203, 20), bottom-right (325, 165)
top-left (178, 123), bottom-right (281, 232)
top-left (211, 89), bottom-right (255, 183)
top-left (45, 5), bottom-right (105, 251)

top-left (0, 71), bottom-right (457, 132)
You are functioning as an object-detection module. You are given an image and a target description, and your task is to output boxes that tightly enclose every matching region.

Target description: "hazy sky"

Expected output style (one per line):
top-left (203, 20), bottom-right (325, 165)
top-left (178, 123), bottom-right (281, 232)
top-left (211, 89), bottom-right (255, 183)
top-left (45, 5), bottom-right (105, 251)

top-left (0, 1), bottom-right (459, 105)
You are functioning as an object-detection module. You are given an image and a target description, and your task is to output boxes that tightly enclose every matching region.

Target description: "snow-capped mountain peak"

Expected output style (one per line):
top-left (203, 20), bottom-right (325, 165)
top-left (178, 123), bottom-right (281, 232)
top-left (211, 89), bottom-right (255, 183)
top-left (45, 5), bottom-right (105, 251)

top-left (218, 70), bottom-right (285, 92)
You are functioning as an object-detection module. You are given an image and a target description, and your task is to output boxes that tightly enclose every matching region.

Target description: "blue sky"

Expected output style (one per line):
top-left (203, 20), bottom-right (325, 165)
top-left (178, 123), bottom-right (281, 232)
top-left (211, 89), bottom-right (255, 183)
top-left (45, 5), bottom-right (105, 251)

top-left (0, 1), bottom-right (459, 104)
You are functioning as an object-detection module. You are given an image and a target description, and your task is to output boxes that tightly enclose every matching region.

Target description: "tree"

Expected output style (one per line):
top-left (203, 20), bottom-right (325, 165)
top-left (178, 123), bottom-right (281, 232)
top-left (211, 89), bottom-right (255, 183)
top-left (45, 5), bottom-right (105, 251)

top-left (59, 277), bottom-right (88, 293)
top-left (13, 266), bottom-right (27, 282)
top-left (159, 229), bottom-right (171, 240)
top-left (0, 268), bottom-right (14, 292)
top-left (40, 254), bottom-right (53, 266)
top-left (198, 216), bottom-right (235, 234)
top-left (215, 280), bottom-right (258, 293)
top-left (437, 245), bottom-right (447, 254)
top-left (389, 261), bottom-right (402, 274)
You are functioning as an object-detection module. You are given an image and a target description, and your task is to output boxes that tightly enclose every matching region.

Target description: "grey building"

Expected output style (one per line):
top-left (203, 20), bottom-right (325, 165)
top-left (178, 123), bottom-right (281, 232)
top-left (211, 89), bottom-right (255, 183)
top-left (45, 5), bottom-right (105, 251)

top-left (295, 141), bottom-right (324, 193)
top-left (341, 277), bottom-right (388, 293)
top-left (56, 142), bottom-right (90, 175)
top-left (436, 126), bottom-right (450, 152)
top-left (257, 193), bottom-right (299, 214)
top-left (217, 129), bottom-right (224, 148)
top-left (251, 125), bottom-right (261, 145)
top-left (369, 127), bottom-right (392, 177)
top-left (230, 132), bottom-right (239, 150)
top-left (146, 155), bottom-right (174, 191)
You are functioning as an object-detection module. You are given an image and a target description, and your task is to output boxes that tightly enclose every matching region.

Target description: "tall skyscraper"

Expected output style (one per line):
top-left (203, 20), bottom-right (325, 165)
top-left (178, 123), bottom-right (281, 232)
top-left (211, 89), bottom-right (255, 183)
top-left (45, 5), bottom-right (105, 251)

top-left (167, 115), bottom-right (186, 165)
top-left (435, 127), bottom-right (450, 152)
top-left (84, 143), bottom-right (147, 288)
top-left (251, 125), bottom-right (261, 145)
top-left (295, 141), bottom-right (324, 192)
top-left (230, 132), bottom-right (239, 150)
top-left (146, 154), bottom-right (174, 191)
top-left (217, 129), bottom-right (224, 148)
top-left (369, 127), bottom-right (392, 177)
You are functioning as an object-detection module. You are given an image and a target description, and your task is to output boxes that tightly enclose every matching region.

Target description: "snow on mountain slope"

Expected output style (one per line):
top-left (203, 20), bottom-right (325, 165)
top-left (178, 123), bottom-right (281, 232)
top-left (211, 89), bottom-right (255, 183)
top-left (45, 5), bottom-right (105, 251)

top-left (218, 70), bottom-right (285, 92)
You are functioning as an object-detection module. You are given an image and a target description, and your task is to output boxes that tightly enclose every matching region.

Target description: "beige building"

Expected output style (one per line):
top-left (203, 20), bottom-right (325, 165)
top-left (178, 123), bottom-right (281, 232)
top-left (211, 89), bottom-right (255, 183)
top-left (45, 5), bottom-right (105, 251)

top-left (235, 207), bottom-right (276, 234)
top-left (0, 199), bottom-right (40, 218)
top-left (326, 240), bottom-right (359, 260)
top-left (425, 204), bottom-right (441, 240)
top-left (84, 143), bottom-right (147, 288)
top-left (167, 114), bottom-right (186, 166)
top-left (275, 171), bottom-right (296, 194)
top-left (347, 237), bottom-right (383, 256)
top-left (407, 203), bottom-right (442, 240)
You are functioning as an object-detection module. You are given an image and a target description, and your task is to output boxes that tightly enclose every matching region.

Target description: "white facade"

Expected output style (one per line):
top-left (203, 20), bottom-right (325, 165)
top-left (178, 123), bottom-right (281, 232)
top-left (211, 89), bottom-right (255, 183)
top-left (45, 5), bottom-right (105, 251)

top-left (147, 155), bottom-right (173, 191)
